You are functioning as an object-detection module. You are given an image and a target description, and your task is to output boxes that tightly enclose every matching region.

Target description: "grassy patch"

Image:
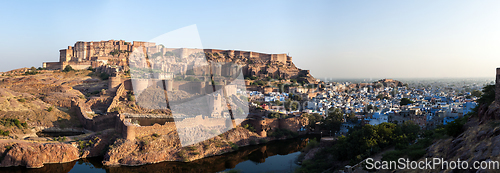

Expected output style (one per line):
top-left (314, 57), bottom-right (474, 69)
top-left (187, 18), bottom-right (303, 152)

top-left (0, 118), bottom-right (28, 129)
top-left (188, 146), bottom-right (197, 151)
top-left (229, 142), bottom-right (239, 150)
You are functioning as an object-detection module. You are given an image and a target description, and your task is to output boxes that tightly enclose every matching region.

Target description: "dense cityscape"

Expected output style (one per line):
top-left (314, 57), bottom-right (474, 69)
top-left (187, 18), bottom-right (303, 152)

top-left (244, 78), bottom-right (491, 133)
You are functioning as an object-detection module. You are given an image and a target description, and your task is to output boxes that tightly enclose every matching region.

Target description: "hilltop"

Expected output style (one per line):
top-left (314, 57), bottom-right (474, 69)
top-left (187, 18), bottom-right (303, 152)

top-left (0, 41), bottom-right (313, 168)
top-left (43, 40), bottom-right (318, 84)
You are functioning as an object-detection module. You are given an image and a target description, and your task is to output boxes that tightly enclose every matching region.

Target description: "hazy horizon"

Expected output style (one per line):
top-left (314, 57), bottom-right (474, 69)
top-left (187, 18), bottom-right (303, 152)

top-left (1, 0), bottom-right (499, 78)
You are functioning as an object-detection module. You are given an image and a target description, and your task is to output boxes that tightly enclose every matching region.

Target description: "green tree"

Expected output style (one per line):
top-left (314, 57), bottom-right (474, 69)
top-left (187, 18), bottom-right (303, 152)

top-left (477, 84), bottom-right (495, 106)
top-left (268, 112), bottom-right (282, 119)
top-left (400, 98), bottom-right (414, 106)
top-left (290, 94), bottom-right (302, 101)
top-left (271, 100), bottom-right (282, 106)
top-left (376, 94), bottom-right (387, 100)
top-left (321, 108), bottom-right (343, 132)
top-left (348, 113), bottom-right (359, 123)
top-left (471, 90), bottom-right (482, 98)
top-left (62, 65), bottom-right (75, 72)
top-left (366, 104), bottom-right (374, 112)
top-left (303, 113), bottom-right (323, 126)
top-left (284, 99), bottom-right (299, 111)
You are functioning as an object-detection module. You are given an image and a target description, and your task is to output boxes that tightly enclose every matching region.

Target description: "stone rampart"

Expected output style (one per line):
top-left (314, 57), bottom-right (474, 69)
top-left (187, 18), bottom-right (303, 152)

top-left (106, 83), bottom-right (125, 113)
top-left (132, 122), bottom-right (177, 138)
top-left (241, 116), bottom-right (307, 137)
top-left (43, 62), bottom-right (61, 70)
top-left (61, 61), bottom-right (91, 70)
top-left (72, 100), bottom-right (120, 132)
top-left (175, 115), bottom-right (228, 129)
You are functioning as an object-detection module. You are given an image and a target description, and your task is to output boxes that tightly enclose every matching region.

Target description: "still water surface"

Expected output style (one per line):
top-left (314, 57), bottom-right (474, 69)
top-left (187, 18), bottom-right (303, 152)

top-left (3, 136), bottom-right (319, 173)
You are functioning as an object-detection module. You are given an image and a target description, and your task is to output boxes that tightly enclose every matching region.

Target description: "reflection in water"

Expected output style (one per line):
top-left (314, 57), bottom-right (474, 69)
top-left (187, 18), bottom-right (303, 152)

top-left (2, 136), bottom-right (319, 173)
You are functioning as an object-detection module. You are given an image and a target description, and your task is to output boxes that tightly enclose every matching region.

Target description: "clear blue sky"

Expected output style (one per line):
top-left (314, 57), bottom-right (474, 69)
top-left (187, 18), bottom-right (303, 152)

top-left (1, 0), bottom-right (499, 79)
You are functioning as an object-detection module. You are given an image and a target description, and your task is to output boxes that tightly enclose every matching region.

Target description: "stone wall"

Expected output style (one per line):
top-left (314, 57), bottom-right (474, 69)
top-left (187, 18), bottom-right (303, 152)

top-left (279, 116), bottom-right (308, 132)
top-left (61, 61), bottom-right (92, 70)
top-left (72, 100), bottom-right (120, 132)
top-left (242, 116), bottom-right (307, 137)
top-left (131, 122), bottom-right (177, 138)
top-left (175, 115), bottom-right (228, 129)
top-left (43, 62), bottom-right (61, 70)
top-left (107, 83), bottom-right (125, 113)
top-left (179, 81), bottom-right (205, 94)
top-left (117, 115), bottom-right (231, 141)
top-left (109, 77), bottom-right (121, 92)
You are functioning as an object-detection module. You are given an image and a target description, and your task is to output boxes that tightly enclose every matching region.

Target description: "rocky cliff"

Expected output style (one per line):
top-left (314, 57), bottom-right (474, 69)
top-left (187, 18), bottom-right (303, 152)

top-left (103, 127), bottom-right (270, 166)
top-left (204, 52), bottom-right (318, 84)
top-left (0, 142), bottom-right (79, 168)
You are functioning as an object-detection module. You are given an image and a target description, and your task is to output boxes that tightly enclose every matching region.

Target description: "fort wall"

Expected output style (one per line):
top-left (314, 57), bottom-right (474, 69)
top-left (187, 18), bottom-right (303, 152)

top-left (61, 61), bottom-right (91, 70)
top-left (241, 116), bottom-right (307, 137)
top-left (72, 100), bottom-right (121, 132)
top-left (108, 77), bottom-right (121, 92)
top-left (132, 122), bottom-right (177, 138)
top-left (43, 62), bottom-right (61, 70)
top-left (107, 83), bottom-right (125, 113)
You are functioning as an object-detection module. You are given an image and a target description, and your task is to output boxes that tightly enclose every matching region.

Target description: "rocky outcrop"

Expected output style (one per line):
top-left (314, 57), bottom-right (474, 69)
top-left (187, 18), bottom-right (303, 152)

top-left (399, 117), bottom-right (500, 173)
top-left (0, 129), bottom-right (116, 168)
top-left (205, 52), bottom-right (318, 84)
top-left (0, 142), bottom-right (79, 168)
top-left (103, 127), bottom-right (268, 166)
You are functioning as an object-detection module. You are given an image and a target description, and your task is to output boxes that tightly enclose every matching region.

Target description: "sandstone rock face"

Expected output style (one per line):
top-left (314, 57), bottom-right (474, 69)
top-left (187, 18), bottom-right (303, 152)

top-left (0, 142), bottom-right (79, 168)
top-left (103, 127), bottom-right (267, 166)
top-left (402, 117), bottom-right (500, 173)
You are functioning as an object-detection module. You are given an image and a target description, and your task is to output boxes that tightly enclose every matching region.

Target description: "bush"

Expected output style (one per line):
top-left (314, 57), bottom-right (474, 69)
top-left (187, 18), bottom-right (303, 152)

top-left (185, 76), bottom-right (200, 82)
top-left (407, 149), bottom-right (426, 160)
top-left (268, 112), bottom-right (282, 119)
top-left (62, 65), bottom-right (75, 72)
top-left (242, 124), bottom-right (255, 132)
top-left (303, 138), bottom-right (319, 152)
top-left (18, 98), bottom-right (26, 103)
top-left (268, 129), bottom-right (298, 138)
top-left (47, 106), bottom-right (54, 112)
top-left (110, 107), bottom-right (122, 113)
top-left (230, 143), bottom-right (239, 150)
top-left (259, 139), bottom-right (268, 144)
top-left (24, 67), bottom-right (39, 75)
top-left (381, 150), bottom-right (404, 161)
top-left (99, 73), bottom-right (109, 80)
top-left (249, 140), bottom-right (257, 145)
top-left (21, 122), bottom-right (28, 128)
top-left (445, 115), bottom-right (469, 137)
top-left (0, 130), bottom-right (10, 136)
